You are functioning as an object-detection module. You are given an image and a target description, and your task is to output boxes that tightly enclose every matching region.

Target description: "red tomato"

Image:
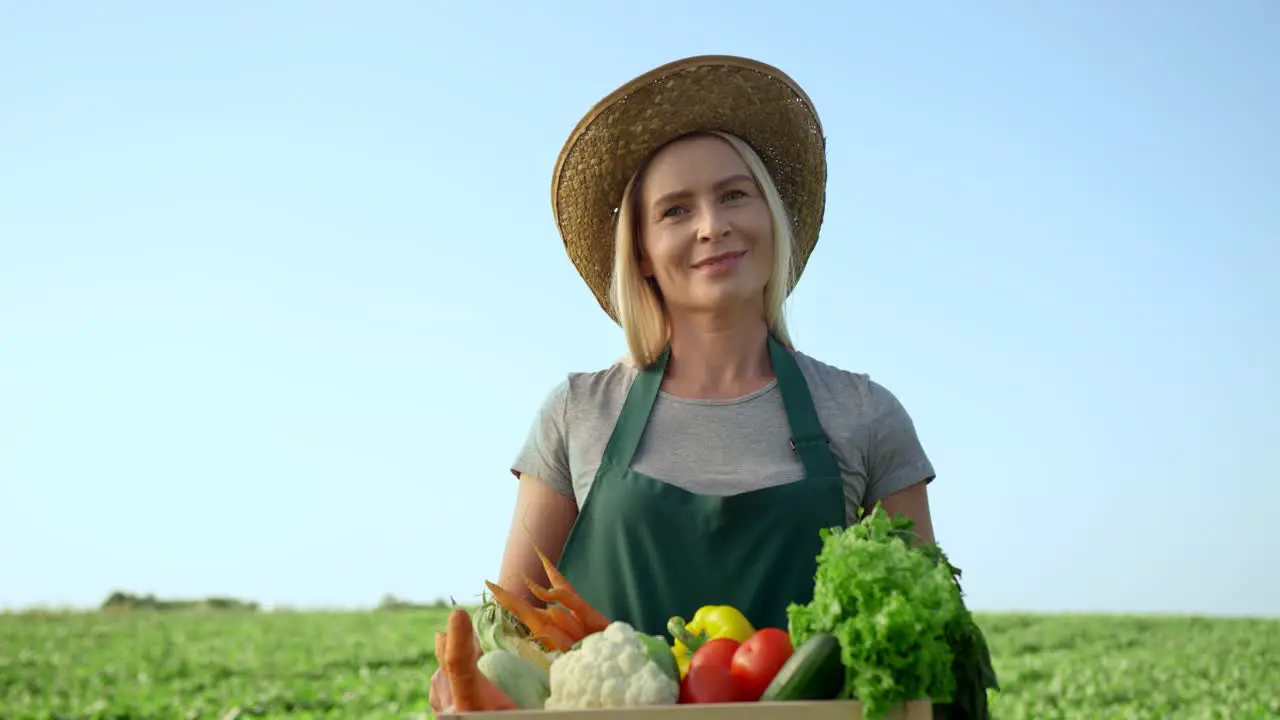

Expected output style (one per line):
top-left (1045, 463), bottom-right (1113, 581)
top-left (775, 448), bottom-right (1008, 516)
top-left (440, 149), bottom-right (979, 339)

top-left (681, 663), bottom-right (748, 704)
top-left (681, 638), bottom-right (747, 704)
top-left (730, 628), bottom-right (794, 701)
top-left (689, 637), bottom-right (740, 672)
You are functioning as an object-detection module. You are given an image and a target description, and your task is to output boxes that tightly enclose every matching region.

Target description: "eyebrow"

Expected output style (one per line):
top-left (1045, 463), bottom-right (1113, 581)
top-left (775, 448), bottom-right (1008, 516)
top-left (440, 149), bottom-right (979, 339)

top-left (651, 174), bottom-right (756, 209)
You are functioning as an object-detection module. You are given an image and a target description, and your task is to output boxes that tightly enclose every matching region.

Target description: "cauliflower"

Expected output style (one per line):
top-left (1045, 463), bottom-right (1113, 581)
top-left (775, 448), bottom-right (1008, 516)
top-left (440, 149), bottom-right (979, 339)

top-left (544, 621), bottom-right (680, 709)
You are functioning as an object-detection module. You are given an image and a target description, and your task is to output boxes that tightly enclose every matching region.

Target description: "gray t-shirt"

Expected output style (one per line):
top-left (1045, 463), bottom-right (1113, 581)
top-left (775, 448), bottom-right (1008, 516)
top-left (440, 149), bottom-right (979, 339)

top-left (511, 351), bottom-right (936, 526)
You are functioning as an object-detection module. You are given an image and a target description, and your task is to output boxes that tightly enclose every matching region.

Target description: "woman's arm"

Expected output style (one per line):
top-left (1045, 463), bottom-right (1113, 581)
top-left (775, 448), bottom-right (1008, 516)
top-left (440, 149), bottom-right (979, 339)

top-left (878, 480), bottom-right (935, 544)
top-left (501, 375), bottom-right (577, 605)
top-left (496, 473), bottom-right (579, 606)
top-left (861, 379), bottom-right (937, 544)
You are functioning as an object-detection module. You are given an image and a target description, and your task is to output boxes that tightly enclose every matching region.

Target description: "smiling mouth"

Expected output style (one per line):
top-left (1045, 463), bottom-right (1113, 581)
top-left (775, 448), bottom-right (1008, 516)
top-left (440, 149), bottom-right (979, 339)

top-left (692, 250), bottom-right (747, 268)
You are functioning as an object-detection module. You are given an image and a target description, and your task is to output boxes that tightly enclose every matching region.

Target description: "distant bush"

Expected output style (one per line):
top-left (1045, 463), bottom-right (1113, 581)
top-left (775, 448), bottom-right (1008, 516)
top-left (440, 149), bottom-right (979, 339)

top-left (80, 591), bottom-right (458, 614)
top-left (375, 594), bottom-right (453, 611)
top-left (100, 591), bottom-right (260, 613)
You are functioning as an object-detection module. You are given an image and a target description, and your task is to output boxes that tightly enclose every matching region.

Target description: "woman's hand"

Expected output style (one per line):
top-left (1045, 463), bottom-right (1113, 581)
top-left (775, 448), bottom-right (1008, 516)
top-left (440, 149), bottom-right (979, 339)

top-left (429, 665), bottom-right (454, 714)
top-left (428, 614), bottom-right (519, 714)
top-left (429, 631), bottom-right (454, 714)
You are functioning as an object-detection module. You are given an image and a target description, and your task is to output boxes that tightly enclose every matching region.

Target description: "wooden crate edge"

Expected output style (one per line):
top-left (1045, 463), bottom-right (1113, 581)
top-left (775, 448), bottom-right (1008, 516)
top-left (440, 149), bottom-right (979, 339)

top-left (439, 698), bottom-right (932, 720)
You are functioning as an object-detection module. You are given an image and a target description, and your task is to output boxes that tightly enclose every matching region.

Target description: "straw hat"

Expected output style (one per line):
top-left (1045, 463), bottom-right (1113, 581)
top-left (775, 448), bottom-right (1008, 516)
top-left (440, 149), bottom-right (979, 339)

top-left (551, 54), bottom-right (828, 322)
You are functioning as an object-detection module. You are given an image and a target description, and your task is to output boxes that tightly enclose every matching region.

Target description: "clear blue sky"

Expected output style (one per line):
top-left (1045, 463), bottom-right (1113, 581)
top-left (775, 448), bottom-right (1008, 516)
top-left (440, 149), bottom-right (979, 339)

top-left (2, 1), bottom-right (1276, 618)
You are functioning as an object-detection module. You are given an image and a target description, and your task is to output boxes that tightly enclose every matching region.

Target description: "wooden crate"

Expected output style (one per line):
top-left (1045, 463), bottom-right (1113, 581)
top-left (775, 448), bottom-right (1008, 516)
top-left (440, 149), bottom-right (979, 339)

top-left (440, 700), bottom-right (931, 720)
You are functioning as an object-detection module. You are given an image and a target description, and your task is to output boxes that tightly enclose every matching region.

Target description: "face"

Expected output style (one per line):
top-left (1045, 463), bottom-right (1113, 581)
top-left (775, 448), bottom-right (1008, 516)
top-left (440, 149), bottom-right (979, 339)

top-left (635, 134), bottom-right (774, 317)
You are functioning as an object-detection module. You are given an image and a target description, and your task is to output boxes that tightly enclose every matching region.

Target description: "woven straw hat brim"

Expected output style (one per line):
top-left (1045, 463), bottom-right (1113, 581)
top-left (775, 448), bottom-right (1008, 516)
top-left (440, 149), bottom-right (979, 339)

top-left (551, 55), bottom-right (827, 322)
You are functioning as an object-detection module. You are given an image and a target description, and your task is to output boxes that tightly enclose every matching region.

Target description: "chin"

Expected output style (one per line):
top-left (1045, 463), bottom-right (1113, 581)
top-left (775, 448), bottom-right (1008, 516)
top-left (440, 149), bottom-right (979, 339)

top-left (688, 287), bottom-right (767, 315)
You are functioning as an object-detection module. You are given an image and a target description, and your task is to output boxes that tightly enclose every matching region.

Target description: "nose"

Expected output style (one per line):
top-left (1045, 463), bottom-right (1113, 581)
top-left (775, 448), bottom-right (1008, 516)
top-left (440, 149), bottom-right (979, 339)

top-left (697, 202), bottom-right (732, 242)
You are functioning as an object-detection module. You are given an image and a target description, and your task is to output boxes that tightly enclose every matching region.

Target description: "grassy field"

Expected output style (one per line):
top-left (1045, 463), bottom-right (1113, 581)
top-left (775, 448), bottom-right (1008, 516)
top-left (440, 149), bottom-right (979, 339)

top-left (2, 609), bottom-right (1276, 719)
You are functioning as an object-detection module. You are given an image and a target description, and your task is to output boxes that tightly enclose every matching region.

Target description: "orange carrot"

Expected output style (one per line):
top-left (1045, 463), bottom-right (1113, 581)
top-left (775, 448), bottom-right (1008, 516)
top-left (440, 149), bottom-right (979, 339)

top-left (520, 575), bottom-right (586, 640)
top-left (436, 628), bottom-right (478, 665)
top-left (540, 587), bottom-right (610, 634)
top-left (531, 546), bottom-right (612, 634)
top-left (511, 523), bottom-right (613, 637)
top-left (536, 630), bottom-right (575, 653)
top-left (483, 580), bottom-right (577, 652)
top-left (444, 609), bottom-right (519, 712)
top-left (531, 544), bottom-right (575, 592)
top-left (435, 630), bottom-right (448, 665)
top-left (482, 580), bottom-right (543, 625)
top-left (544, 600), bottom-right (587, 640)
top-left (430, 632), bottom-right (453, 714)
top-left (525, 582), bottom-right (556, 606)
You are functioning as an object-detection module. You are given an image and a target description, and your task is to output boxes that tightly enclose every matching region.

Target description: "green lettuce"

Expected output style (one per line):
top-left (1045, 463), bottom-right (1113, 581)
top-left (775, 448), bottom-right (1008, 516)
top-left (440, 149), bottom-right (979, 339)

top-left (786, 505), bottom-right (971, 720)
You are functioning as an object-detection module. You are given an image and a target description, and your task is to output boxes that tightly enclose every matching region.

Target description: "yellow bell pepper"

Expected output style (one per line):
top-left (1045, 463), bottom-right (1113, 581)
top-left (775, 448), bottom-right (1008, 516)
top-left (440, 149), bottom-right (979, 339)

top-left (667, 606), bottom-right (756, 679)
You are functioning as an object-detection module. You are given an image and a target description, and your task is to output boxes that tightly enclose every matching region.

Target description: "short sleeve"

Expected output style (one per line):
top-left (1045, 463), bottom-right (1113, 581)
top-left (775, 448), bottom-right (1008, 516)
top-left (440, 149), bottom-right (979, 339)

top-left (510, 378), bottom-right (574, 498)
top-left (864, 380), bottom-right (936, 506)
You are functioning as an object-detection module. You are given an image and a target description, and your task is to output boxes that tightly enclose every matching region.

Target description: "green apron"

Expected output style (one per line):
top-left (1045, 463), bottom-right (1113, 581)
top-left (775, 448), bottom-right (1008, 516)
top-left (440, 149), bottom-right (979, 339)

top-left (555, 335), bottom-right (847, 638)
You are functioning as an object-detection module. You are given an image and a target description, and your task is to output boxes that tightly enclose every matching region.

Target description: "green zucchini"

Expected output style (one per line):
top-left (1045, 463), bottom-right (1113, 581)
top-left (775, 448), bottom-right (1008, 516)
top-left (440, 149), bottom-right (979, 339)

top-left (759, 632), bottom-right (845, 702)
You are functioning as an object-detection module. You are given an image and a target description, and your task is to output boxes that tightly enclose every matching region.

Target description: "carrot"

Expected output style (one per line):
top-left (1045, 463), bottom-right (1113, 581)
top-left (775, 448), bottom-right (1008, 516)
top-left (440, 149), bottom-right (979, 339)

top-left (520, 575), bottom-right (586, 639)
top-left (511, 522), bottom-right (613, 637)
top-left (443, 608), bottom-right (519, 712)
top-left (541, 588), bottom-right (610, 634)
top-left (524, 576), bottom-right (555, 605)
top-left (483, 580), bottom-right (577, 652)
top-left (530, 544), bottom-right (575, 592)
top-left (544, 600), bottom-right (587, 640)
top-left (530, 545), bottom-right (612, 634)
top-left (482, 580), bottom-right (545, 627)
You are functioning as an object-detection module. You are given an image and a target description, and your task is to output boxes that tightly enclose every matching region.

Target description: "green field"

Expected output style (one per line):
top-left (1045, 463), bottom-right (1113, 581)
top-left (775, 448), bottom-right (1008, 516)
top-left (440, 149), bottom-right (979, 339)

top-left (2, 609), bottom-right (1276, 719)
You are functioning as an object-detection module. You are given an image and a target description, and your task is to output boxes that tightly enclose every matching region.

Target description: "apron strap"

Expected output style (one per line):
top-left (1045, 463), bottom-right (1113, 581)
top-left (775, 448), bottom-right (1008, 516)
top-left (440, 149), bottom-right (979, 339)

top-left (767, 336), bottom-right (842, 479)
top-left (599, 346), bottom-right (670, 471)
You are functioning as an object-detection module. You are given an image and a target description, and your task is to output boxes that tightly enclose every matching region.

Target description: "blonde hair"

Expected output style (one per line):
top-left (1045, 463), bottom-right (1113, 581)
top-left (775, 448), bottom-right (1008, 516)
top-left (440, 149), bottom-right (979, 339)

top-left (608, 131), bottom-right (798, 368)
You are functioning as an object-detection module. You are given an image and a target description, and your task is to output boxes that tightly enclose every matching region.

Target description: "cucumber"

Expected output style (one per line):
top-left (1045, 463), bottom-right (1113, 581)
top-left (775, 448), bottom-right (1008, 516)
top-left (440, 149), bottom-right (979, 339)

top-left (759, 632), bottom-right (845, 702)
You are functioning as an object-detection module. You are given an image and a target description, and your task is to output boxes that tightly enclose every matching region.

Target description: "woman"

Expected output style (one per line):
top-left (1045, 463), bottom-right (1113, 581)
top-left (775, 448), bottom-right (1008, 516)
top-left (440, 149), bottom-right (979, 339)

top-left (433, 54), bottom-right (937, 709)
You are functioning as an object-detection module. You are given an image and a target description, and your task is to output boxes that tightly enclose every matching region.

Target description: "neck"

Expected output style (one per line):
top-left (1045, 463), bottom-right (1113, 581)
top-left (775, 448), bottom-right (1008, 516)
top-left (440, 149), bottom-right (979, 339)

top-left (662, 309), bottom-right (774, 399)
